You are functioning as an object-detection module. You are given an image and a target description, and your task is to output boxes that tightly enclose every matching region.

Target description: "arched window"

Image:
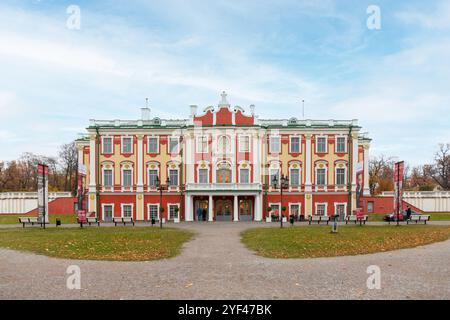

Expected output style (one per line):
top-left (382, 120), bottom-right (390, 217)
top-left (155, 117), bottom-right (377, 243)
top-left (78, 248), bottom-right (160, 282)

top-left (216, 162), bottom-right (232, 183)
top-left (217, 135), bottom-right (230, 155)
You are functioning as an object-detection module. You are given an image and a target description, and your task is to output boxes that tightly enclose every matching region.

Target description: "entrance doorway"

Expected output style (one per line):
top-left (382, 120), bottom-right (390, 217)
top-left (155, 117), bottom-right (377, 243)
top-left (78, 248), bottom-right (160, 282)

top-left (239, 198), bottom-right (253, 221)
top-left (194, 199), bottom-right (209, 221)
top-left (215, 199), bottom-right (232, 221)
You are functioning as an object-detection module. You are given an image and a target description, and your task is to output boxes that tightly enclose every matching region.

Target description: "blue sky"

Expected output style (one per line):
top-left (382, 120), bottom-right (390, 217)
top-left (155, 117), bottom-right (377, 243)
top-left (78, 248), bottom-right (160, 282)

top-left (0, 0), bottom-right (449, 166)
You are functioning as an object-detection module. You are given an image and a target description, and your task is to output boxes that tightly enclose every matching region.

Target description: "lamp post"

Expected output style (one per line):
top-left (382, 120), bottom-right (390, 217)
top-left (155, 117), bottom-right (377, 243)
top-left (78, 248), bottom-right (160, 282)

top-left (272, 174), bottom-right (289, 228)
top-left (155, 176), bottom-right (170, 229)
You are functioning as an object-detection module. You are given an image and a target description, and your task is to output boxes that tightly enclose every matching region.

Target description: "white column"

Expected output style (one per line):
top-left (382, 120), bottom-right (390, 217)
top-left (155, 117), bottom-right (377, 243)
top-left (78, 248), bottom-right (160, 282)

top-left (363, 144), bottom-right (371, 196)
top-left (305, 133), bottom-right (312, 191)
top-left (254, 193), bottom-right (261, 221)
top-left (185, 195), bottom-right (193, 221)
top-left (233, 195), bottom-right (239, 221)
top-left (136, 135), bottom-right (144, 192)
top-left (253, 133), bottom-right (260, 183)
top-left (208, 195), bottom-right (214, 221)
top-left (89, 135), bottom-right (96, 188)
top-left (351, 133), bottom-right (359, 191)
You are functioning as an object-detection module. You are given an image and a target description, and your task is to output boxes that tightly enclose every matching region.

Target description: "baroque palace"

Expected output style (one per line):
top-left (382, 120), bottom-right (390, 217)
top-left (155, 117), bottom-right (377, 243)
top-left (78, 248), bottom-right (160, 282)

top-left (76, 92), bottom-right (371, 222)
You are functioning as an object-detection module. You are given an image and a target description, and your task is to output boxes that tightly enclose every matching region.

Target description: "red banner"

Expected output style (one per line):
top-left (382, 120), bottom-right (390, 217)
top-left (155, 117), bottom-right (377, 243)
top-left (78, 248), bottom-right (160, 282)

top-left (394, 161), bottom-right (404, 214)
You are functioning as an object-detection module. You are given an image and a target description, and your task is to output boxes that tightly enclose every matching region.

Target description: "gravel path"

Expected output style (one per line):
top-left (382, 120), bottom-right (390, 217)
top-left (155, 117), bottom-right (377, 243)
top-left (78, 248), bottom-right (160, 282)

top-left (1, 222), bottom-right (449, 300)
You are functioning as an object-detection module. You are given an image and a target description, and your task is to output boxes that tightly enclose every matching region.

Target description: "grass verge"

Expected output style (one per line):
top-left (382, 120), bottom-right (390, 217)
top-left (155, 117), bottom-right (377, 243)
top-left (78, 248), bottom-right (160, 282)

top-left (0, 227), bottom-right (194, 261)
top-left (0, 214), bottom-right (77, 225)
top-left (241, 225), bottom-right (450, 259)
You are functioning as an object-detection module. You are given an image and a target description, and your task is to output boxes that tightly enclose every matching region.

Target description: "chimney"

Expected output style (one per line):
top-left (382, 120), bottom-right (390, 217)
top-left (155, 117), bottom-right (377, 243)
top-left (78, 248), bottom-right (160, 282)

top-left (141, 107), bottom-right (151, 121)
top-left (190, 105), bottom-right (198, 117)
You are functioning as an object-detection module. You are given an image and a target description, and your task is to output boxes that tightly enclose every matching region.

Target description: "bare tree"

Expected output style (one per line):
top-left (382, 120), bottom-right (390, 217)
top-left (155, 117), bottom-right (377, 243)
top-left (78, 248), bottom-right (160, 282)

top-left (424, 143), bottom-right (450, 190)
top-left (369, 155), bottom-right (395, 195)
top-left (59, 142), bottom-right (78, 194)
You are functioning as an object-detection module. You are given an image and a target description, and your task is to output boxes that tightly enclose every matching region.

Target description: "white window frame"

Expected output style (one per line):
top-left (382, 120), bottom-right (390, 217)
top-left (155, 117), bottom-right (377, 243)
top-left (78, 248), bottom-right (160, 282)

top-left (289, 167), bottom-right (301, 187)
top-left (335, 135), bottom-right (347, 153)
top-left (334, 203), bottom-right (347, 217)
top-left (316, 135), bottom-right (327, 153)
top-left (217, 135), bottom-right (231, 154)
top-left (168, 168), bottom-right (179, 187)
top-left (316, 167), bottom-right (327, 186)
top-left (289, 135), bottom-right (301, 153)
top-left (121, 203), bottom-right (134, 218)
top-left (102, 136), bottom-right (113, 154)
top-left (196, 135), bottom-right (209, 153)
top-left (289, 203), bottom-right (301, 217)
top-left (121, 136), bottom-right (133, 154)
top-left (315, 202), bottom-right (328, 216)
top-left (148, 136), bottom-right (159, 154)
top-left (239, 135), bottom-right (251, 152)
top-left (239, 168), bottom-right (250, 184)
top-left (335, 167), bottom-right (347, 186)
top-left (168, 203), bottom-right (180, 221)
top-left (147, 166), bottom-right (159, 189)
top-left (198, 166), bottom-right (209, 184)
top-left (102, 167), bottom-right (114, 188)
top-left (101, 203), bottom-right (114, 221)
top-left (269, 136), bottom-right (281, 154)
top-left (121, 166), bottom-right (133, 188)
top-left (168, 136), bottom-right (180, 154)
top-left (148, 203), bottom-right (160, 221)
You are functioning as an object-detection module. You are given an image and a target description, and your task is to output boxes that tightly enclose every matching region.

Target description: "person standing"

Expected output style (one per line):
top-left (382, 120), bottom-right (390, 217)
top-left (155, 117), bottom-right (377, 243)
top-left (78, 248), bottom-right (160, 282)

top-left (202, 207), bottom-right (207, 221)
top-left (196, 206), bottom-right (202, 221)
top-left (406, 206), bottom-right (412, 220)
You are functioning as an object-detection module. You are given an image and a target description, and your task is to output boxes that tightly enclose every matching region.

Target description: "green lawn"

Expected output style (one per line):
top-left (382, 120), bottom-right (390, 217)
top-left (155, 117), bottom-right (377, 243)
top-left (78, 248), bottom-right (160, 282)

top-left (0, 214), bottom-right (77, 225)
top-left (368, 212), bottom-right (450, 221)
top-left (241, 225), bottom-right (450, 259)
top-left (0, 227), bottom-right (194, 261)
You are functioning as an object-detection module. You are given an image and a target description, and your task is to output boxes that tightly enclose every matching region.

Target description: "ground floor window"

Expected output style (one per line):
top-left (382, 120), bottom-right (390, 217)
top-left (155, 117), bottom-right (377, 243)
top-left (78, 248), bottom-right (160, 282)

top-left (336, 204), bottom-right (346, 217)
top-left (168, 204), bottom-right (179, 220)
top-left (368, 201), bottom-right (374, 213)
top-left (122, 204), bottom-right (132, 218)
top-left (270, 204), bottom-right (280, 216)
top-left (290, 204), bottom-right (300, 217)
top-left (103, 204), bottom-right (113, 221)
top-left (148, 204), bottom-right (159, 221)
top-left (316, 203), bottom-right (326, 216)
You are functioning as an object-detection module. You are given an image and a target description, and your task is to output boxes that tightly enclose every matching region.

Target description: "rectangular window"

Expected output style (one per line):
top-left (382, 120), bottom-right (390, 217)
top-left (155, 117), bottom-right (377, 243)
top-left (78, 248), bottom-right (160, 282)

top-left (316, 137), bottom-right (327, 153)
top-left (290, 204), bottom-right (300, 217)
top-left (368, 201), bottom-right (374, 213)
top-left (148, 170), bottom-right (158, 187)
top-left (103, 137), bottom-right (113, 154)
top-left (169, 137), bottom-right (179, 154)
top-left (316, 204), bottom-right (326, 216)
top-left (169, 204), bottom-right (179, 220)
top-left (336, 204), bottom-right (346, 216)
top-left (270, 136), bottom-right (280, 153)
top-left (169, 169), bottom-right (178, 186)
top-left (290, 169), bottom-right (300, 187)
top-left (198, 168), bottom-right (208, 184)
top-left (197, 136), bottom-right (208, 153)
top-left (336, 168), bottom-right (346, 185)
top-left (336, 137), bottom-right (346, 153)
top-left (240, 168), bottom-right (250, 183)
top-left (103, 205), bottom-right (113, 222)
top-left (270, 169), bottom-right (280, 187)
top-left (123, 169), bottom-right (132, 187)
top-left (103, 169), bottom-right (113, 187)
top-left (149, 204), bottom-right (159, 221)
top-left (122, 137), bottom-right (132, 154)
top-left (122, 204), bottom-right (132, 218)
top-left (270, 204), bottom-right (280, 216)
top-left (239, 136), bottom-right (250, 152)
top-left (316, 168), bottom-right (326, 186)
top-left (148, 137), bottom-right (158, 153)
top-left (290, 136), bottom-right (300, 153)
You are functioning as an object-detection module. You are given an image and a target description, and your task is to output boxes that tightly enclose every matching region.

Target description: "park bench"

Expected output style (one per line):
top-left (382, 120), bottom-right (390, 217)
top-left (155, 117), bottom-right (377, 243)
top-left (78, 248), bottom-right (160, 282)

top-left (407, 215), bottom-right (430, 225)
top-left (309, 215), bottom-right (330, 225)
top-left (86, 217), bottom-right (100, 226)
top-left (113, 217), bottom-right (135, 226)
top-left (346, 215), bottom-right (368, 225)
top-left (18, 217), bottom-right (43, 228)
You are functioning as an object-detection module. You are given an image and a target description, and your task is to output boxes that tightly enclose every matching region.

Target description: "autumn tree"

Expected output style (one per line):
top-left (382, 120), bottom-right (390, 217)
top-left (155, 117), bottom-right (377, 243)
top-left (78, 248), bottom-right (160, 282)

top-left (369, 155), bottom-right (395, 195)
top-left (424, 143), bottom-right (450, 190)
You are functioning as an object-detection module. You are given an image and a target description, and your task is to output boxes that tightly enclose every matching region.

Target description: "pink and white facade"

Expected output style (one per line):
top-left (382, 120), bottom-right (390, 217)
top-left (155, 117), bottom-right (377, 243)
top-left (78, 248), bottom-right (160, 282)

top-left (76, 92), bottom-right (371, 222)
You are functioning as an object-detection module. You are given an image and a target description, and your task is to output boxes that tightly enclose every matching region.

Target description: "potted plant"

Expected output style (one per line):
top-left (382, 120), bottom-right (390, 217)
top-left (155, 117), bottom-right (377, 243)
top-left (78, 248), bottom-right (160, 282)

top-left (266, 206), bottom-right (272, 222)
top-left (281, 206), bottom-right (287, 222)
